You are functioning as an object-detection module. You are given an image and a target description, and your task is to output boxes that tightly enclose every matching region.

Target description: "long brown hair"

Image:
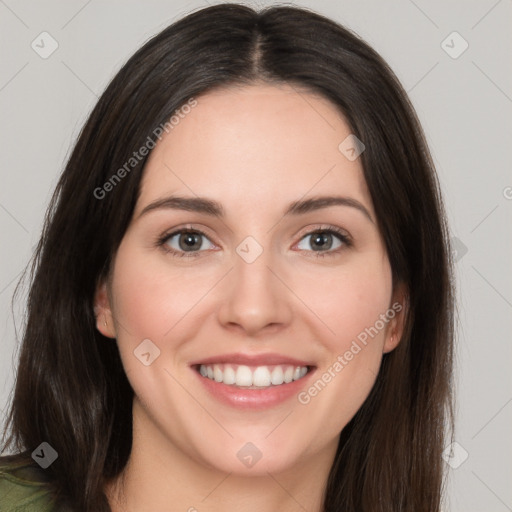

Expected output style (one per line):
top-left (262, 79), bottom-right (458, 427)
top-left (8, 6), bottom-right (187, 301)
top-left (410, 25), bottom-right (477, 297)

top-left (1, 4), bottom-right (454, 511)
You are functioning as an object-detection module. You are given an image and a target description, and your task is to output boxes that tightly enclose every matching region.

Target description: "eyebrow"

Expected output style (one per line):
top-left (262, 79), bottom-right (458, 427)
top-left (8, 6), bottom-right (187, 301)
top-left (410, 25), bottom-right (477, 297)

top-left (138, 195), bottom-right (374, 223)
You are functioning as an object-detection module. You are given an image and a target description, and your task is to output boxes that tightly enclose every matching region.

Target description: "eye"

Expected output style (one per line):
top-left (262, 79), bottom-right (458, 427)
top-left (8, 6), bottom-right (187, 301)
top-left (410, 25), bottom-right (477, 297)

top-left (296, 229), bottom-right (350, 254)
top-left (158, 227), bottom-right (350, 258)
top-left (161, 229), bottom-right (215, 256)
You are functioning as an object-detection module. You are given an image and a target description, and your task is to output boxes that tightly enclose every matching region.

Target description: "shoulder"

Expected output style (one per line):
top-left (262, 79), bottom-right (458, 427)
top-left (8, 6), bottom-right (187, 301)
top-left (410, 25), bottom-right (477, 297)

top-left (0, 454), bottom-right (65, 512)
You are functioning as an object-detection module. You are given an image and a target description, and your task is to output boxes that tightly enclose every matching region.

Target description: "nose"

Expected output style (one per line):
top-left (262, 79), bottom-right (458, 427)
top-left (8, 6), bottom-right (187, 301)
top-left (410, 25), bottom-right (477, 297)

top-left (216, 249), bottom-right (293, 337)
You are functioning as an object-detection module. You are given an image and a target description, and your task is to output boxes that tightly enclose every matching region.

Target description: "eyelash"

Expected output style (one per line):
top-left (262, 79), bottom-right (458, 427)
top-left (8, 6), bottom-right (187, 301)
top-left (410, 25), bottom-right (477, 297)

top-left (156, 226), bottom-right (352, 259)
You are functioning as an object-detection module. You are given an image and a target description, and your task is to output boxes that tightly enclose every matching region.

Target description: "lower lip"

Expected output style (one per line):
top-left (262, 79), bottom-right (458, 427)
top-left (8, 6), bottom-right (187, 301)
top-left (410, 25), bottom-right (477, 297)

top-left (192, 367), bottom-right (316, 410)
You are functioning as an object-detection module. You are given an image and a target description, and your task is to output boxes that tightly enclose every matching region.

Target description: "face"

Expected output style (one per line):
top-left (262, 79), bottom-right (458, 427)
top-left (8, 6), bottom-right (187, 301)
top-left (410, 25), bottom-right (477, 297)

top-left (95, 84), bottom-right (405, 476)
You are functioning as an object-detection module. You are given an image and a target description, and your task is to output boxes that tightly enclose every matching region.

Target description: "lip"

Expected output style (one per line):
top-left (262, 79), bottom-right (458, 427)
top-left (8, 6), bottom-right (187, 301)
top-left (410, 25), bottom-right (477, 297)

top-left (189, 352), bottom-right (314, 367)
top-left (190, 352), bottom-right (317, 410)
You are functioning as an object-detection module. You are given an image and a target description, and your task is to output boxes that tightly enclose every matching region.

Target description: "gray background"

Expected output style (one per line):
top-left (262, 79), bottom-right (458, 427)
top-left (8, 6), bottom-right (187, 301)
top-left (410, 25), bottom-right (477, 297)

top-left (1, 1), bottom-right (511, 510)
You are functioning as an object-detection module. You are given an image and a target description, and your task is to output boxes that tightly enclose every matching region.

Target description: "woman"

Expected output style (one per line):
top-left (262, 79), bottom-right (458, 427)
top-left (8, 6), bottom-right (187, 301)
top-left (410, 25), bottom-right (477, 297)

top-left (0, 3), bottom-right (454, 511)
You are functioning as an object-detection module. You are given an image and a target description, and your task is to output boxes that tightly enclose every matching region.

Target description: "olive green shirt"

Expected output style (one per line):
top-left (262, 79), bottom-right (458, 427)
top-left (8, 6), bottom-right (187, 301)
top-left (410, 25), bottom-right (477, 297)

top-left (0, 457), bottom-right (63, 511)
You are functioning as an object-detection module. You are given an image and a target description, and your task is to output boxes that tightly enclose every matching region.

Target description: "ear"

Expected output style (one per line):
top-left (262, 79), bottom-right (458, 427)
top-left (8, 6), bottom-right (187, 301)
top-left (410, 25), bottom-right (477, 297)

top-left (383, 282), bottom-right (408, 354)
top-left (94, 280), bottom-right (117, 338)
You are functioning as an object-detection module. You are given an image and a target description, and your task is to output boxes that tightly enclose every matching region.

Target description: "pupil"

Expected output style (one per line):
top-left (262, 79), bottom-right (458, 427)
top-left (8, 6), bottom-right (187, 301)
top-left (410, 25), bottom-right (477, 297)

top-left (312, 232), bottom-right (331, 250)
top-left (180, 233), bottom-right (201, 250)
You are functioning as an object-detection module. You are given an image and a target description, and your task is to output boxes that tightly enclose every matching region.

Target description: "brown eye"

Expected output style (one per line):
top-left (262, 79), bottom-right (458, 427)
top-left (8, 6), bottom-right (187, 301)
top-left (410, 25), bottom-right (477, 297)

top-left (163, 230), bottom-right (214, 253)
top-left (297, 230), bottom-right (347, 252)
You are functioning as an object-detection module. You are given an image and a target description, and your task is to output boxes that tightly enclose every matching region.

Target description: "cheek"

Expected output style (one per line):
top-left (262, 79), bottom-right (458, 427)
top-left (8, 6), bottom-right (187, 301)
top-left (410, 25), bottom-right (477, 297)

top-left (332, 275), bottom-right (391, 349)
top-left (110, 243), bottom-right (216, 342)
top-left (108, 245), bottom-right (216, 408)
top-left (292, 258), bottom-right (393, 429)
top-left (294, 255), bottom-right (393, 353)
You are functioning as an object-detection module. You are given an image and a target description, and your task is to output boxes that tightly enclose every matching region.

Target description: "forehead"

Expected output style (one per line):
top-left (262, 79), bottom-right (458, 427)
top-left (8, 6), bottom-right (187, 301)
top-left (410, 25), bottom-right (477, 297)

top-left (136, 84), bottom-right (373, 218)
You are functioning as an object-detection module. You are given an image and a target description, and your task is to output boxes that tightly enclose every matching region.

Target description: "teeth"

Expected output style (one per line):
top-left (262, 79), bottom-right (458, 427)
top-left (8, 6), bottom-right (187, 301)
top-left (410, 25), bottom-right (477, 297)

top-left (270, 366), bottom-right (284, 385)
top-left (235, 365), bottom-right (253, 386)
top-left (284, 366), bottom-right (294, 383)
top-left (197, 363), bottom-right (310, 388)
top-left (213, 364), bottom-right (223, 383)
top-left (253, 366), bottom-right (271, 387)
top-left (223, 365), bottom-right (236, 385)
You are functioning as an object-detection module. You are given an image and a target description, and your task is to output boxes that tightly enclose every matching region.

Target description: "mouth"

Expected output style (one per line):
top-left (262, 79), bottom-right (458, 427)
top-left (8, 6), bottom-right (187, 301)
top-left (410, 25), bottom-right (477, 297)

top-left (192, 363), bottom-right (314, 389)
top-left (189, 353), bottom-right (317, 409)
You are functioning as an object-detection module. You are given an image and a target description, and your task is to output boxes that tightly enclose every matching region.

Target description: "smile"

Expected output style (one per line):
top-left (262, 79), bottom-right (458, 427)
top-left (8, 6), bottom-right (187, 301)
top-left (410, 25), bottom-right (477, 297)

top-left (196, 363), bottom-right (310, 389)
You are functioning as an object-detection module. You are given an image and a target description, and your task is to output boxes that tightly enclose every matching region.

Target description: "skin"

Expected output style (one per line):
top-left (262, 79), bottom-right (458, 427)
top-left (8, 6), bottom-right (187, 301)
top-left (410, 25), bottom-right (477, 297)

top-left (95, 83), bottom-right (406, 512)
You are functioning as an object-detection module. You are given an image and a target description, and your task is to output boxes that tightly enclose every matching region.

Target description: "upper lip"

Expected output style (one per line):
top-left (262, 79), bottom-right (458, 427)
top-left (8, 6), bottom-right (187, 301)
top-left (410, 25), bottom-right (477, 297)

top-left (190, 353), bottom-right (314, 367)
